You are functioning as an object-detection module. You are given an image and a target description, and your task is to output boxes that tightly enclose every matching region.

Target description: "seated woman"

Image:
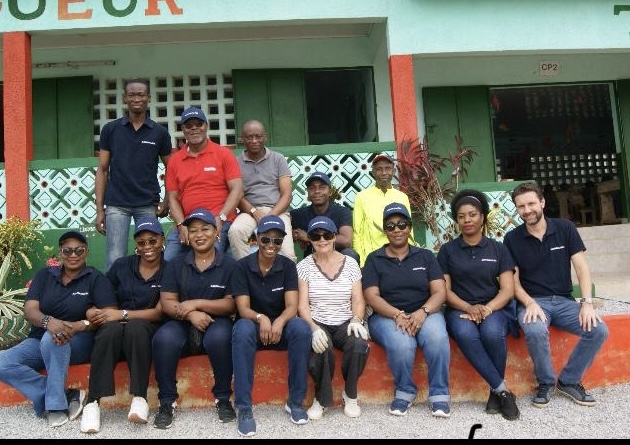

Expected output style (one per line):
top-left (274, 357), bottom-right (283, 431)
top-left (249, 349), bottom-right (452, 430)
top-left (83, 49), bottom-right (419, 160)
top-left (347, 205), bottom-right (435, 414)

top-left (296, 216), bottom-right (369, 420)
top-left (362, 203), bottom-right (451, 418)
top-left (80, 217), bottom-right (167, 433)
top-left (437, 190), bottom-right (520, 421)
top-left (0, 231), bottom-right (116, 427)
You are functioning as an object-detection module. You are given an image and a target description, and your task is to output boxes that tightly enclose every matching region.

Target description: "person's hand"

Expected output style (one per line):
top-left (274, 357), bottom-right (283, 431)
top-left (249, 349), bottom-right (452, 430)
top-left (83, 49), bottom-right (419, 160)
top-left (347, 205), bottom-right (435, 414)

top-left (312, 328), bottom-right (329, 353)
top-left (95, 211), bottom-right (106, 235)
top-left (522, 300), bottom-right (547, 324)
top-left (347, 319), bottom-right (368, 340)
top-left (156, 201), bottom-right (169, 218)
top-left (578, 303), bottom-right (602, 332)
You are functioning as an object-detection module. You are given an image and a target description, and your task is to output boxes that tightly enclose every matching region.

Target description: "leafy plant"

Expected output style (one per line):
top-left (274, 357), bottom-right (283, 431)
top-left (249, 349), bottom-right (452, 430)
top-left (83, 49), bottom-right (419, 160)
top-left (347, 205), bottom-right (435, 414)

top-left (395, 135), bottom-right (477, 245)
top-left (0, 216), bottom-right (44, 276)
top-left (0, 251), bottom-right (29, 317)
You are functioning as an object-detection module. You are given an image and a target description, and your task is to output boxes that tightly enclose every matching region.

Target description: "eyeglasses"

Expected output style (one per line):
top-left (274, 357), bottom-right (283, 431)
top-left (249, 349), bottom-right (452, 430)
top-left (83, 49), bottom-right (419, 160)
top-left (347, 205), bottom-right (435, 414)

top-left (384, 221), bottom-right (411, 232)
top-left (182, 121), bottom-right (206, 130)
top-left (243, 134), bottom-right (266, 142)
top-left (260, 236), bottom-right (284, 246)
top-left (136, 238), bottom-right (159, 247)
top-left (60, 246), bottom-right (87, 257)
top-left (308, 232), bottom-right (335, 241)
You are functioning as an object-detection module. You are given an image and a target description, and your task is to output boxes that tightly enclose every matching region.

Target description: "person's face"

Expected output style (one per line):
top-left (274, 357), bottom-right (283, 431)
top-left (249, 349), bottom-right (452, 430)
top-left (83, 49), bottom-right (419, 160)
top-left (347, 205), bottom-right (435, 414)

top-left (456, 204), bottom-right (484, 237)
top-left (123, 82), bottom-right (150, 114)
top-left (308, 230), bottom-right (335, 252)
top-left (306, 180), bottom-right (331, 205)
top-left (134, 231), bottom-right (164, 262)
top-left (514, 191), bottom-right (545, 226)
top-left (372, 160), bottom-right (394, 187)
top-left (59, 240), bottom-right (88, 270)
top-left (182, 119), bottom-right (208, 146)
top-left (383, 215), bottom-right (412, 246)
top-left (240, 122), bottom-right (267, 155)
top-left (186, 220), bottom-right (217, 252)
top-left (257, 229), bottom-right (284, 260)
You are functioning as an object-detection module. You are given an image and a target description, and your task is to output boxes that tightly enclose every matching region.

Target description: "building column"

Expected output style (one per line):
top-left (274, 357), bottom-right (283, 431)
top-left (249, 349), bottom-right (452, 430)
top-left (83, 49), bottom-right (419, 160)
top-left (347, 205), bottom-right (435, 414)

top-left (388, 54), bottom-right (419, 148)
top-left (2, 32), bottom-right (32, 221)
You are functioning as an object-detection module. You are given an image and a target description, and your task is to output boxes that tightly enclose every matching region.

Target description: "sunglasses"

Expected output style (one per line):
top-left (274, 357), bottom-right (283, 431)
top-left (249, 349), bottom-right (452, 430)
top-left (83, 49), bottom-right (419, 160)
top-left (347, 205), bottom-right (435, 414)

top-left (60, 246), bottom-right (87, 257)
top-left (182, 121), bottom-right (205, 130)
top-left (136, 238), bottom-right (159, 247)
top-left (384, 221), bottom-right (411, 232)
top-left (260, 236), bottom-right (284, 246)
top-left (308, 232), bottom-right (335, 241)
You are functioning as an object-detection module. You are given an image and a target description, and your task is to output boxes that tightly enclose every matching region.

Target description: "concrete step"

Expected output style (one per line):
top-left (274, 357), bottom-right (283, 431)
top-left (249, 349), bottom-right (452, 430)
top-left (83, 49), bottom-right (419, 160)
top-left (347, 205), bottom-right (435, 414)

top-left (577, 223), bottom-right (630, 277)
top-left (591, 272), bottom-right (630, 303)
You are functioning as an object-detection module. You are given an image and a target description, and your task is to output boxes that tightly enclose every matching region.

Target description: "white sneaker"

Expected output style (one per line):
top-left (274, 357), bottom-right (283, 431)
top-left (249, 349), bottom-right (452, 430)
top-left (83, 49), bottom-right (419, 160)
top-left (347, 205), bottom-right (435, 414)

top-left (307, 399), bottom-right (326, 420)
top-left (342, 390), bottom-right (361, 418)
top-left (128, 396), bottom-right (149, 424)
top-left (80, 401), bottom-right (101, 434)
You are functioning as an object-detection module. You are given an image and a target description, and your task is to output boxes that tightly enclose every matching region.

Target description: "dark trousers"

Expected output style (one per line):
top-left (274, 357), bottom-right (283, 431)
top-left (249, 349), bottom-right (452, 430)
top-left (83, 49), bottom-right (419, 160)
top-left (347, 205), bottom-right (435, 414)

top-left (309, 320), bottom-right (370, 407)
top-left (88, 320), bottom-right (159, 400)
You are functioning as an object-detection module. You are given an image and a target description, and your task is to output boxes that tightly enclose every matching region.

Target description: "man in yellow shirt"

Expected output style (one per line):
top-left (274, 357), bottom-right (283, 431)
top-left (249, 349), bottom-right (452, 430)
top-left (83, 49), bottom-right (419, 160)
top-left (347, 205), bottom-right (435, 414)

top-left (352, 154), bottom-right (412, 267)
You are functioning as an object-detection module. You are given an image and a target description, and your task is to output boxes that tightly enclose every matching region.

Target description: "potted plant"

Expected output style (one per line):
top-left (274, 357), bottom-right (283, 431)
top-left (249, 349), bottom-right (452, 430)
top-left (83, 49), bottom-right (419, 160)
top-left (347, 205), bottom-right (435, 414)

top-left (0, 216), bottom-right (45, 350)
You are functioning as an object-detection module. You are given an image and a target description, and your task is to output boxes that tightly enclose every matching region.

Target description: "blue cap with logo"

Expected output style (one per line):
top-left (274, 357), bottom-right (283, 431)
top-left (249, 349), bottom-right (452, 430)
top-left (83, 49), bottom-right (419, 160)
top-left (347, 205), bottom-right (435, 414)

top-left (134, 216), bottom-right (164, 237)
top-left (305, 171), bottom-right (331, 187)
top-left (307, 216), bottom-right (338, 234)
top-left (58, 230), bottom-right (87, 246)
top-left (257, 214), bottom-right (286, 235)
top-left (182, 208), bottom-right (216, 227)
top-left (383, 202), bottom-right (411, 222)
top-left (180, 107), bottom-right (207, 124)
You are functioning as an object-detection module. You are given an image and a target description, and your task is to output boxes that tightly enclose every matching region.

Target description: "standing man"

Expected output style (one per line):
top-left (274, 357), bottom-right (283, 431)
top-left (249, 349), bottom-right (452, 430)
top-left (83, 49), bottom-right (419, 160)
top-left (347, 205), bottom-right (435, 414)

top-left (95, 78), bottom-right (173, 271)
top-left (164, 107), bottom-right (243, 260)
top-left (352, 154), bottom-right (412, 267)
top-left (290, 171), bottom-right (359, 263)
top-left (503, 181), bottom-right (608, 409)
top-left (228, 120), bottom-right (295, 261)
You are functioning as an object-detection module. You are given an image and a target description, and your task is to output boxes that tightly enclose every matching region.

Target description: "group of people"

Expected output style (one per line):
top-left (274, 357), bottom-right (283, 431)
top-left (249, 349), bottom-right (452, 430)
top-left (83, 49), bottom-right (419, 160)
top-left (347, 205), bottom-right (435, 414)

top-left (0, 77), bottom-right (610, 437)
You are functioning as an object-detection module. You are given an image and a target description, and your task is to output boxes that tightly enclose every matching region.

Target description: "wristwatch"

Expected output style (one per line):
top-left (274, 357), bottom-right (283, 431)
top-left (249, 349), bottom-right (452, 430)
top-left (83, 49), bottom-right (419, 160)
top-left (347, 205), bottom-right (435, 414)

top-left (421, 306), bottom-right (430, 315)
top-left (579, 297), bottom-right (593, 305)
top-left (122, 309), bottom-right (129, 322)
top-left (250, 207), bottom-right (258, 214)
top-left (219, 213), bottom-right (227, 222)
top-left (256, 313), bottom-right (263, 323)
top-left (82, 319), bottom-right (90, 327)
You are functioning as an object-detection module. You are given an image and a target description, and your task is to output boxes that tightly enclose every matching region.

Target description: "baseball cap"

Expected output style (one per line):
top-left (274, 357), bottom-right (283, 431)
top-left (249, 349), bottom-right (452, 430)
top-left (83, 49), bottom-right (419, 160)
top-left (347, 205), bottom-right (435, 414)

top-left (307, 216), bottom-right (337, 234)
top-left (383, 202), bottom-right (411, 221)
top-left (182, 208), bottom-right (216, 227)
top-left (372, 153), bottom-right (395, 166)
top-left (257, 215), bottom-right (286, 235)
top-left (133, 216), bottom-right (164, 237)
top-left (180, 107), bottom-right (207, 124)
top-left (305, 171), bottom-right (331, 187)
top-left (58, 230), bottom-right (87, 246)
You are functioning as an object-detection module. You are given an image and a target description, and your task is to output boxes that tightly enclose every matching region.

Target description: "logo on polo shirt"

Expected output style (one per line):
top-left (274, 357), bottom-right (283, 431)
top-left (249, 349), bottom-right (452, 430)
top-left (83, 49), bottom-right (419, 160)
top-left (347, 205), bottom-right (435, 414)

top-left (412, 267), bottom-right (427, 271)
top-left (72, 292), bottom-right (89, 297)
top-left (481, 258), bottom-right (497, 262)
top-left (210, 284), bottom-right (226, 289)
top-left (204, 167), bottom-right (217, 172)
top-left (141, 140), bottom-right (156, 145)
top-left (271, 287), bottom-right (285, 292)
top-left (550, 246), bottom-right (566, 251)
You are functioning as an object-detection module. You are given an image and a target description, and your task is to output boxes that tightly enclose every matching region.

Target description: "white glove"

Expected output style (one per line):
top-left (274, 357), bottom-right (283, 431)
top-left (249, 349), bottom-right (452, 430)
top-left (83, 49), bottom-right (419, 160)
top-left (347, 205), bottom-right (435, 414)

top-left (311, 328), bottom-right (329, 354)
top-left (347, 320), bottom-right (368, 340)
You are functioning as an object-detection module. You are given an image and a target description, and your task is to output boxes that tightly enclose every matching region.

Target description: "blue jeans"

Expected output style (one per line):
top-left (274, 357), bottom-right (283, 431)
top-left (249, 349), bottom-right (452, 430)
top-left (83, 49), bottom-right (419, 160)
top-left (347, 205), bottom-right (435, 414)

top-left (0, 332), bottom-right (93, 416)
top-left (164, 221), bottom-right (231, 261)
top-left (445, 308), bottom-right (509, 391)
top-left (368, 312), bottom-right (450, 404)
top-left (232, 317), bottom-right (311, 410)
top-left (104, 205), bottom-right (157, 271)
top-left (517, 296), bottom-right (609, 385)
top-left (151, 318), bottom-right (234, 405)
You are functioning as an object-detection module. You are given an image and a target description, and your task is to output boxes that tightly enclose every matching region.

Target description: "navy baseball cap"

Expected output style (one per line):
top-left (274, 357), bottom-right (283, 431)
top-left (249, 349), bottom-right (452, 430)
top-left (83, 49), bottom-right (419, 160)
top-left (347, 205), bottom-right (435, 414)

top-left (257, 215), bottom-right (286, 235)
top-left (372, 153), bottom-right (395, 166)
top-left (182, 208), bottom-right (216, 227)
top-left (307, 216), bottom-right (337, 234)
top-left (180, 107), bottom-right (207, 124)
top-left (305, 171), bottom-right (331, 187)
top-left (58, 230), bottom-right (87, 246)
top-left (383, 202), bottom-right (411, 221)
top-left (134, 216), bottom-right (164, 237)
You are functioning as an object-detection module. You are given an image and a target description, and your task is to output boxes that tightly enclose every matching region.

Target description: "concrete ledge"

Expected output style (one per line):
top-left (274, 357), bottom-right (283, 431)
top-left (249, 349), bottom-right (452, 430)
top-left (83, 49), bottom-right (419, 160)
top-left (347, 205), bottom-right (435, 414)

top-left (1, 314), bottom-right (628, 409)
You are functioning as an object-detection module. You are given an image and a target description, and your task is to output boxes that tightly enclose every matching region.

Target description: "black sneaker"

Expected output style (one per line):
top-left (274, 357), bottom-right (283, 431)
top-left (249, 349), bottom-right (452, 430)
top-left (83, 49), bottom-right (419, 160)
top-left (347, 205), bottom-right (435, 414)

top-left (557, 381), bottom-right (597, 407)
top-left (532, 383), bottom-right (554, 408)
top-left (498, 390), bottom-right (520, 420)
top-left (216, 398), bottom-right (236, 423)
top-left (485, 390), bottom-right (501, 414)
top-left (153, 404), bottom-right (174, 429)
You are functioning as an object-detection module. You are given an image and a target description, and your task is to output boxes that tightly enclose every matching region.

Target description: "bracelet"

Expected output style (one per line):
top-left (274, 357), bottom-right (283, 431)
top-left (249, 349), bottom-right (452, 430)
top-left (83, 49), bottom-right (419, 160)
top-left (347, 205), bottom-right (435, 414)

top-left (483, 305), bottom-right (493, 315)
top-left (351, 316), bottom-right (364, 324)
top-left (393, 309), bottom-right (405, 320)
top-left (41, 315), bottom-right (50, 330)
top-left (175, 221), bottom-right (183, 227)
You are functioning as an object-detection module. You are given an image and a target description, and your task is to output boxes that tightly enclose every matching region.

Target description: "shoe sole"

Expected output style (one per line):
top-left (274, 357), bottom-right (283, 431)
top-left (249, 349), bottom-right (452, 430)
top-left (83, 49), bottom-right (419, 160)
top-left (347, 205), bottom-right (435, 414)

top-left (237, 429), bottom-right (256, 437)
top-left (128, 413), bottom-right (148, 424)
top-left (153, 423), bottom-right (172, 429)
top-left (485, 407), bottom-right (500, 414)
top-left (432, 410), bottom-right (451, 418)
top-left (284, 404), bottom-right (308, 425)
top-left (501, 411), bottom-right (521, 421)
top-left (557, 388), bottom-right (597, 407)
top-left (218, 415), bottom-right (236, 423)
top-left (531, 399), bottom-right (551, 408)
top-left (388, 408), bottom-right (409, 416)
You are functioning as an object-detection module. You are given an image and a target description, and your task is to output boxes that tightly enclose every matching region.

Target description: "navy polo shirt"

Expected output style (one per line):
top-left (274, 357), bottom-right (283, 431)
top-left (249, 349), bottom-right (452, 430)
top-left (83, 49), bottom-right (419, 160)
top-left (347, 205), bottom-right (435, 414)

top-left (503, 217), bottom-right (585, 299)
top-left (99, 115), bottom-right (172, 207)
top-left (161, 249), bottom-right (236, 302)
top-left (362, 245), bottom-right (445, 313)
top-left (107, 254), bottom-right (167, 310)
top-left (231, 254), bottom-right (298, 321)
top-left (290, 202), bottom-right (353, 256)
top-left (437, 235), bottom-right (515, 305)
top-left (26, 266), bottom-right (117, 339)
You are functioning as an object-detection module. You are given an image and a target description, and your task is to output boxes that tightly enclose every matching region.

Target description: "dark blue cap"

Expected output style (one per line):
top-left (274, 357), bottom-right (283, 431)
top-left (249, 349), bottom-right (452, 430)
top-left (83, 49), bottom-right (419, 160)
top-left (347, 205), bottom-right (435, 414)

top-left (257, 214), bottom-right (286, 235)
top-left (305, 171), bottom-right (331, 187)
top-left (134, 216), bottom-right (164, 237)
top-left (180, 107), bottom-right (207, 124)
top-left (383, 202), bottom-right (411, 222)
top-left (307, 216), bottom-right (337, 234)
top-left (182, 208), bottom-right (216, 227)
top-left (58, 230), bottom-right (87, 246)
